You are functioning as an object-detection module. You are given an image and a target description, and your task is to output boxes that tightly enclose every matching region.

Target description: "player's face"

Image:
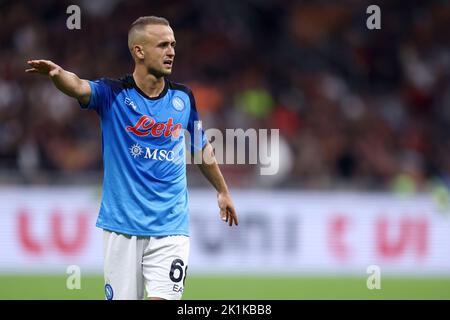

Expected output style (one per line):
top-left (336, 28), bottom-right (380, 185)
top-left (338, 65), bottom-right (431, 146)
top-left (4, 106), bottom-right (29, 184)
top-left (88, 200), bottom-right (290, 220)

top-left (141, 25), bottom-right (176, 77)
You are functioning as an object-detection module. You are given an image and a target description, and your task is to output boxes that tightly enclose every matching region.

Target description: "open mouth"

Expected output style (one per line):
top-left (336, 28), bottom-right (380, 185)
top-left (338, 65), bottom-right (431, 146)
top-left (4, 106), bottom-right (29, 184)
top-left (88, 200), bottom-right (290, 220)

top-left (163, 60), bottom-right (173, 67)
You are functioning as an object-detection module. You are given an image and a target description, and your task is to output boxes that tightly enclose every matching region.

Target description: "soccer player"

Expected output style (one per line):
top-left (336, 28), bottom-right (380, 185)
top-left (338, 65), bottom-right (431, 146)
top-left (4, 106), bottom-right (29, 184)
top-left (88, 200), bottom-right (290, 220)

top-left (25, 16), bottom-right (238, 300)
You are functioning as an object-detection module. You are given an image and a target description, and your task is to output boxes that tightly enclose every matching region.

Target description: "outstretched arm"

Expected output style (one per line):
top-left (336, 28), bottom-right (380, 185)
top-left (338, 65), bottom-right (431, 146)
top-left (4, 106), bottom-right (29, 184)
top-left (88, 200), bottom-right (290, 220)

top-left (26, 60), bottom-right (91, 105)
top-left (196, 143), bottom-right (238, 227)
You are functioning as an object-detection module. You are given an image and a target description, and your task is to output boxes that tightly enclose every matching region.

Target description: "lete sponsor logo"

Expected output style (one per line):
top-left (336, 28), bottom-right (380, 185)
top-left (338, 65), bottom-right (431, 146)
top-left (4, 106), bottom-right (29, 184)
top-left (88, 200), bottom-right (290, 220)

top-left (126, 115), bottom-right (183, 138)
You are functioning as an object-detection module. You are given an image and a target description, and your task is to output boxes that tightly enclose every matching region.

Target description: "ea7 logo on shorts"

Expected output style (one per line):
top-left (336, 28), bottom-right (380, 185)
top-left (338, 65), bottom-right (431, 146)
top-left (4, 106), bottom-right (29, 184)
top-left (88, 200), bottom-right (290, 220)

top-left (126, 115), bottom-right (182, 138)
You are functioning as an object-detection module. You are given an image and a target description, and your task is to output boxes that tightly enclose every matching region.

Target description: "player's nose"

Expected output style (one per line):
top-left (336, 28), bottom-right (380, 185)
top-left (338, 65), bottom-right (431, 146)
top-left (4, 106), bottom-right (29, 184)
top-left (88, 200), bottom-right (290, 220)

top-left (167, 47), bottom-right (175, 57)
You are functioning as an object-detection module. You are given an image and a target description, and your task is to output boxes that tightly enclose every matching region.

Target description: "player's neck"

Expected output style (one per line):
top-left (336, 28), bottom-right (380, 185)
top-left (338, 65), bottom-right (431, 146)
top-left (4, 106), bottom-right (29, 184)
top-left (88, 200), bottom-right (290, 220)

top-left (132, 69), bottom-right (165, 98)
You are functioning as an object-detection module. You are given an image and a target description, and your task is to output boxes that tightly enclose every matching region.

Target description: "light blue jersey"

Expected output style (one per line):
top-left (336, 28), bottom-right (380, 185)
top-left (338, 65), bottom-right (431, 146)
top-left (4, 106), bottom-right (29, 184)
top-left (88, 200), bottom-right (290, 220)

top-left (80, 75), bottom-right (207, 236)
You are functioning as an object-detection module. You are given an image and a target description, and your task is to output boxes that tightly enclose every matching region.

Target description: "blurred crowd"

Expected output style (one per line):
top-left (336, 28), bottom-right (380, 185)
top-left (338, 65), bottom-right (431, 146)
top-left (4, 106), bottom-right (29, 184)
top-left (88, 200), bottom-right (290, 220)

top-left (0, 0), bottom-right (449, 192)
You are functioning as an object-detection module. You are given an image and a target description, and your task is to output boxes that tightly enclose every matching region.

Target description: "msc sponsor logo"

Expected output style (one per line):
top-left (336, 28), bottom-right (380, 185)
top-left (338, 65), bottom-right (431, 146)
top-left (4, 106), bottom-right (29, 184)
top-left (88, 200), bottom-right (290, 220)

top-left (129, 143), bottom-right (144, 158)
top-left (129, 143), bottom-right (176, 162)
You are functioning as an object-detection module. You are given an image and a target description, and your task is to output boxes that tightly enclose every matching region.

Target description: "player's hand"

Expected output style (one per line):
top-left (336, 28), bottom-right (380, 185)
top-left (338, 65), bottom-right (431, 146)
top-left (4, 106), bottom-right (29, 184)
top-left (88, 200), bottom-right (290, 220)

top-left (218, 192), bottom-right (238, 227)
top-left (25, 60), bottom-right (61, 76)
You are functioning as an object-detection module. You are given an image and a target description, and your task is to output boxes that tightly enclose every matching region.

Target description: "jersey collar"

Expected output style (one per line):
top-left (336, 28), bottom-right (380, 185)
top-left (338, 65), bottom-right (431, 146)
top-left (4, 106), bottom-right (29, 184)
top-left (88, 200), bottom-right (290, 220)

top-left (126, 74), bottom-right (169, 100)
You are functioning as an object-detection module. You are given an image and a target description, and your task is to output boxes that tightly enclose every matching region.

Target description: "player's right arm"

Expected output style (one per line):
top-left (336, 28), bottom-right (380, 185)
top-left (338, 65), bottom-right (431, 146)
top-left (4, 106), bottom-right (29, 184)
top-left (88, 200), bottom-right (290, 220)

top-left (26, 60), bottom-right (91, 105)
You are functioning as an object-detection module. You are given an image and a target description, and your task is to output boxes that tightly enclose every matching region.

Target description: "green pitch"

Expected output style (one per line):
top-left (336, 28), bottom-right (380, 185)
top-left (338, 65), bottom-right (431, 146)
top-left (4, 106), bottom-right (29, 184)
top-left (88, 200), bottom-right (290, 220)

top-left (0, 275), bottom-right (449, 299)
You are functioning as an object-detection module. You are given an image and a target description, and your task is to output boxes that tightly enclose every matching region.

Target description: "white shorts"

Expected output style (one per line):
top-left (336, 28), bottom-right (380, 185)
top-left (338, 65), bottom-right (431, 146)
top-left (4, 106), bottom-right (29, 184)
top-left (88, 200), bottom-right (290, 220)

top-left (103, 230), bottom-right (190, 300)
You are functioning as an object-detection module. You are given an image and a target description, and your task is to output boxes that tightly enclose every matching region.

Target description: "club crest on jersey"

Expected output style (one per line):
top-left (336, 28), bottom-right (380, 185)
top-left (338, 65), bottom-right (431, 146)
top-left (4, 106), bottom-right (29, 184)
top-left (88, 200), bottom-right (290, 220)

top-left (126, 115), bottom-right (183, 138)
top-left (172, 96), bottom-right (185, 111)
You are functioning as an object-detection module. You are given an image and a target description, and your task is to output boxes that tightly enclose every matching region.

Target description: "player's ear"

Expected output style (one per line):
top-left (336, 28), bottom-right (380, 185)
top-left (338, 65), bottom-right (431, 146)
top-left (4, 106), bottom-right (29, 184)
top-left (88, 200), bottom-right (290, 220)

top-left (133, 45), bottom-right (145, 59)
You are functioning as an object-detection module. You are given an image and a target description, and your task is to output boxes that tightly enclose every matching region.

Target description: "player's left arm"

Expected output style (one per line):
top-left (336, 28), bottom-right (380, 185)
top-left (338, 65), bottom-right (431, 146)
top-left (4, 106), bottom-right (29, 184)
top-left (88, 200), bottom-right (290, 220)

top-left (195, 143), bottom-right (238, 227)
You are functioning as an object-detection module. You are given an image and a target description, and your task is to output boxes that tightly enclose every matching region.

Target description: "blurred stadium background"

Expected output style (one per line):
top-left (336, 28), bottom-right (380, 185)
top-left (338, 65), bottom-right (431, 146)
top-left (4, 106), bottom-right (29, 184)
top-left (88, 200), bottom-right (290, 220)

top-left (1, 0), bottom-right (450, 299)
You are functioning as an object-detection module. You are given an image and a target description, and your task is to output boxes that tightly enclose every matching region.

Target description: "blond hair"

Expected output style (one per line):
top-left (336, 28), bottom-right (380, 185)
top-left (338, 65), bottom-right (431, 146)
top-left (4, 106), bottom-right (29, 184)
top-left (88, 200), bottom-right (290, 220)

top-left (128, 16), bottom-right (170, 51)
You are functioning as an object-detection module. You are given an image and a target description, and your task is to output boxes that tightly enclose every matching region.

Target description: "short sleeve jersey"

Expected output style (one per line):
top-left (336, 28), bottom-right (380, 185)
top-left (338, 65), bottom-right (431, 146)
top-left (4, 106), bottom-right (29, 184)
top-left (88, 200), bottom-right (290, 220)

top-left (80, 75), bottom-right (207, 236)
